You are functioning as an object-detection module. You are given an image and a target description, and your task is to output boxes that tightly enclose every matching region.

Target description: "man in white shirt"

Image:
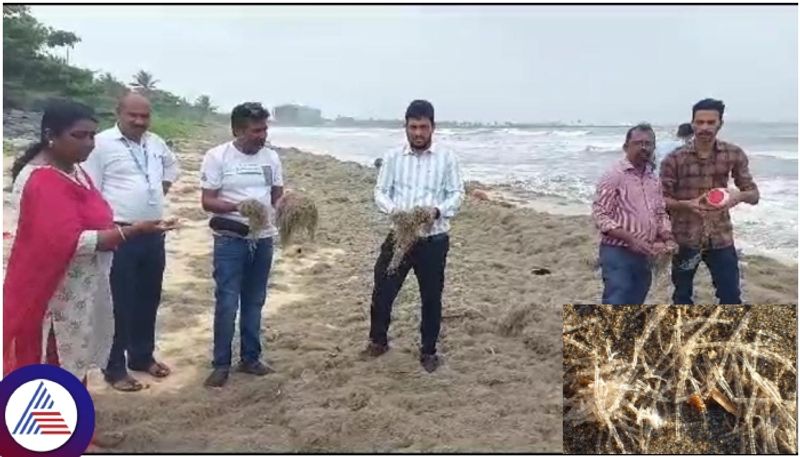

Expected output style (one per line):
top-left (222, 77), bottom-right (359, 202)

top-left (365, 100), bottom-right (464, 373)
top-left (199, 102), bottom-right (283, 388)
top-left (83, 92), bottom-right (180, 391)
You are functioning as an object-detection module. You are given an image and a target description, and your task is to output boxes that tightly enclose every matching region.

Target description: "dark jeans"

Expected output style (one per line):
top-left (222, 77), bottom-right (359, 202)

top-left (671, 245), bottom-right (741, 304)
top-left (105, 232), bottom-right (166, 382)
top-left (599, 244), bottom-right (652, 305)
top-left (369, 233), bottom-right (450, 355)
top-left (212, 235), bottom-right (274, 369)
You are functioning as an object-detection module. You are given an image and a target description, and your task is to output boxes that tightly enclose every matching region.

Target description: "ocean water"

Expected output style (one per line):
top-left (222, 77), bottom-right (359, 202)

top-left (269, 123), bottom-right (798, 264)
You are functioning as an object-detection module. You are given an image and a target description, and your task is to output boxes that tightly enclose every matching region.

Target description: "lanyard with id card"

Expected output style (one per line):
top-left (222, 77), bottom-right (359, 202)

top-left (122, 137), bottom-right (158, 205)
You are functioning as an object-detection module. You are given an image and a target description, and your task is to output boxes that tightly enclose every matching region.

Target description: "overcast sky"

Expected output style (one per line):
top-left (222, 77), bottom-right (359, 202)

top-left (29, 4), bottom-right (798, 124)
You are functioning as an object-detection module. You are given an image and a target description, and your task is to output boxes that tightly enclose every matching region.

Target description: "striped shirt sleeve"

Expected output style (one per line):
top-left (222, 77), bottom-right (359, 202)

top-left (437, 151), bottom-right (464, 218)
top-left (374, 151), bottom-right (396, 214)
top-left (592, 170), bottom-right (622, 234)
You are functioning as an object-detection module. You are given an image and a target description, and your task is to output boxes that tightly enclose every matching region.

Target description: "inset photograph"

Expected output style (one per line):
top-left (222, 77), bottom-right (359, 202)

top-left (563, 304), bottom-right (796, 454)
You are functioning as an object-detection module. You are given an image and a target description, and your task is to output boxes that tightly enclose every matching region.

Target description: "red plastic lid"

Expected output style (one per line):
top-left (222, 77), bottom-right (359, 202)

top-left (706, 188), bottom-right (727, 205)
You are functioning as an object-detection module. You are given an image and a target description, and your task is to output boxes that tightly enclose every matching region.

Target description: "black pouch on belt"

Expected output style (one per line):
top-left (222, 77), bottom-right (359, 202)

top-left (209, 216), bottom-right (250, 237)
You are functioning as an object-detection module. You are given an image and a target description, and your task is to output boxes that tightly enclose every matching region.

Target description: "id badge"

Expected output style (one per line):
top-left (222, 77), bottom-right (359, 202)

top-left (147, 187), bottom-right (159, 205)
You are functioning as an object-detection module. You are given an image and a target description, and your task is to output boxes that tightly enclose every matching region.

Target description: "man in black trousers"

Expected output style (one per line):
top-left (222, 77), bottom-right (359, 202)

top-left (84, 93), bottom-right (180, 391)
top-left (365, 100), bottom-right (464, 373)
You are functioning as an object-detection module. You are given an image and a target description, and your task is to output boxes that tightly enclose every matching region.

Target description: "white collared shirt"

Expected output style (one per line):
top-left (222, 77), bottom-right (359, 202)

top-left (375, 142), bottom-right (464, 236)
top-left (82, 124), bottom-right (181, 223)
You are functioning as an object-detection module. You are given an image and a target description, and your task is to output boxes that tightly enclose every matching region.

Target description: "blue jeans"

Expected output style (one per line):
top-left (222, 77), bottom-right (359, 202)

top-left (671, 245), bottom-right (741, 305)
top-left (599, 244), bottom-right (652, 305)
top-left (212, 235), bottom-right (274, 369)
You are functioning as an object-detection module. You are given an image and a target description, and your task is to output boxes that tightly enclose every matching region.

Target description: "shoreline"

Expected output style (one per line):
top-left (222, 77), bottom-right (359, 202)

top-left (4, 112), bottom-right (796, 265)
top-left (268, 144), bottom-right (797, 305)
top-left (483, 185), bottom-right (798, 267)
top-left (272, 142), bottom-right (799, 268)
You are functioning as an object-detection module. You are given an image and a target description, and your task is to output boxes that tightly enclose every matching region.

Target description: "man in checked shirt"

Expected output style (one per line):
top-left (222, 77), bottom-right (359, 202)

top-left (660, 98), bottom-right (759, 305)
top-left (363, 100), bottom-right (464, 373)
top-left (592, 123), bottom-right (677, 305)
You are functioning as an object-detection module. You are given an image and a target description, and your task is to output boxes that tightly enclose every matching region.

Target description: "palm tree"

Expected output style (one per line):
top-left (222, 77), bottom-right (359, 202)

top-left (130, 70), bottom-right (158, 94)
top-left (98, 72), bottom-right (127, 98)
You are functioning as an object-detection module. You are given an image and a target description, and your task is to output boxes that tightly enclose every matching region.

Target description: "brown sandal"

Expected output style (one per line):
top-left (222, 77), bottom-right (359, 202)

top-left (109, 376), bottom-right (144, 392)
top-left (145, 361), bottom-right (171, 378)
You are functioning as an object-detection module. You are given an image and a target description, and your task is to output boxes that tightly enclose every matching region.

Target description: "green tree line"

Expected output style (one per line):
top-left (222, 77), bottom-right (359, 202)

top-left (3, 5), bottom-right (223, 138)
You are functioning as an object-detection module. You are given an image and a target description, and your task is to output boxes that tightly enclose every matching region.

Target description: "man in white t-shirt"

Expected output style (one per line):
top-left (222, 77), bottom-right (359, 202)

top-left (199, 102), bottom-right (283, 388)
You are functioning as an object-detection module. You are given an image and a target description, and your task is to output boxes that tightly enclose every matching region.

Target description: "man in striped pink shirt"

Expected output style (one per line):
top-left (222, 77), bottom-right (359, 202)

top-left (592, 123), bottom-right (677, 304)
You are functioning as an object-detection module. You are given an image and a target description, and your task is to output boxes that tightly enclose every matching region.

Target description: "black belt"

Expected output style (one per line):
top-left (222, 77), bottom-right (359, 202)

top-left (114, 222), bottom-right (132, 227)
top-left (423, 233), bottom-right (449, 242)
top-left (389, 232), bottom-right (450, 243)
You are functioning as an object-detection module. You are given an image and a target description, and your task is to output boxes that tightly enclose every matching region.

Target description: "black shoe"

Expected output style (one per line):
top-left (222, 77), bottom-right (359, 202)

top-left (204, 368), bottom-right (230, 387)
top-left (237, 360), bottom-right (274, 376)
top-left (420, 353), bottom-right (440, 373)
top-left (361, 342), bottom-right (390, 358)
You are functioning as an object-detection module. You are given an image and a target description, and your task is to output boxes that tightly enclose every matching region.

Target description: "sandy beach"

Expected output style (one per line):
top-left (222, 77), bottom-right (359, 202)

top-left (2, 124), bottom-right (796, 453)
top-left (3, 125), bottom-right (561, 453)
